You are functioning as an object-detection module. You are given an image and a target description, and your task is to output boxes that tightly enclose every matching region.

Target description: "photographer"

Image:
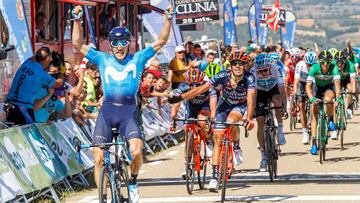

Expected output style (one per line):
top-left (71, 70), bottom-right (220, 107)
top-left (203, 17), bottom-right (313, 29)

top-left (33, 65), bottom-right (72, 123)
top-left (6, 46), bottom-right (63, 125)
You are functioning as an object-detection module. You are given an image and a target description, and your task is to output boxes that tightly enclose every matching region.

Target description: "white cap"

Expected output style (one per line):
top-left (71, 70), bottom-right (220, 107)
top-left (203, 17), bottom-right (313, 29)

top-left (175, 45), bottom-right (185, 53)
top-left (206, 49), bottom-right (216, 57)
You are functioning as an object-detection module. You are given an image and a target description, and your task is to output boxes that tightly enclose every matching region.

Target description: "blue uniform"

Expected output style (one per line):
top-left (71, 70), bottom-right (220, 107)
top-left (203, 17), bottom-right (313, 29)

top-left (209, 70), bottom-right (255, 129)
top-left (7, 59), bottom-right (56, 108)
top-left (87, 46), bottom-right (156, 143)
top-left (174, 82), bottom-right (217, 122)
top-left (34, 89), bottom-right (64, 123)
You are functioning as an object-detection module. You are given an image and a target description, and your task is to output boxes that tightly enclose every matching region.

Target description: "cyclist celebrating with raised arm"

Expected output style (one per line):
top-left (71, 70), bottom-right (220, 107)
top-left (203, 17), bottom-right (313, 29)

top-left (71, 5), bottom-right (173, 203)
top-left (169, 51), bottom-right (256, 191)
top-left (334, 51), bottom-right (357, 119)
top-left (293, 51), bottom-right (318, 144)
top-left (251, 53), bottom-right (287, 172)
top-left (306, 50), bottom-right (341, 155)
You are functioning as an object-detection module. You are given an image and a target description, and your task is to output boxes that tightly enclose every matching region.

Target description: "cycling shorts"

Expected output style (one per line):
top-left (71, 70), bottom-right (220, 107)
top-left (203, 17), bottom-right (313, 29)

top-left (255, 85), bottom-right (280, 117)
top-left (93, 101), bottom-right (142, 144)
top-left (340, 77), bottom-right (351, 89)
top-left (296, 82), bottom-right (308, 102)
top-left (315, 84), bottom-right (335, 99)
top-left (184, 102), bottom-right (210, 124)
top-left (214, 97), bottom-right (247, 129)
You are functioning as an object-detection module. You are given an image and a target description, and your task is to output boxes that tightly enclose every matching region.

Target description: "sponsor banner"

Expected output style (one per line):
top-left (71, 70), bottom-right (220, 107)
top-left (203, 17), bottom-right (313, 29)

top-left (0, 127), bottom-right (51, 191)
top-left (142, 0), bottom-right (183, 62)
top-left (21, 125), bottom-right (67, 183)
top-left (55, 119), bottom-right (94, 169)
top-left (248, 3), bottom-right (268, 46)
top-left (174, 0), bottom-right (220, 24)
top-left (280, 10), bottom-right (296, 49)
top-left (0, 0), bottom-right (33, 63)
top-left (254, 0), bottom-right (262, 44)
top-left (223, 0), bottom-right (236, 45)
top-left (35, 123), bottom-right (82, 176)
top-left (0, 147), bottom-right (25, 202)
top-left (232, 0), bottom-right (238, 21)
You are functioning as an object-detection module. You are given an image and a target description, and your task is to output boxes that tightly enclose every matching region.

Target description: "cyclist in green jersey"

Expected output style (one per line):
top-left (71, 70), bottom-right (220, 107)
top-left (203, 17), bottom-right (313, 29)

top-left (306, 50), bottom-right (342, 155)
top-left (334, 51), bottom-right (357, 119)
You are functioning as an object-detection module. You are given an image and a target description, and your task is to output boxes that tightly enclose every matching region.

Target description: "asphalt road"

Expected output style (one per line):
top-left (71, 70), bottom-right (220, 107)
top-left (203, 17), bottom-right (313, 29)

top-left (65, 108), bottom-right (360, 203)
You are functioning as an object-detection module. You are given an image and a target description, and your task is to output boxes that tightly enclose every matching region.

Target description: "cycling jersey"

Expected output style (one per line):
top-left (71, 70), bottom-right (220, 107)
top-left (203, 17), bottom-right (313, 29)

top-left (7, 58), bottom-right (56, 108)
top-left (295, 60), bottom-right (310, 82)
top-left (86, 46), bottom-right (156, 103)
top-left (335, 60), bottom-right (356, 81)
top-left (307, 63), bottom-right (340, 87)
top-left (208, 70), bottom-right (255, 105)
top-left (174, 82), bottom-right (217, 105)
top-left (349, 56), bottom-right (359, 68)
top-left (277, 61), bottom-right (287, 79)
top-left (250, 64), bottom-right (284, 91)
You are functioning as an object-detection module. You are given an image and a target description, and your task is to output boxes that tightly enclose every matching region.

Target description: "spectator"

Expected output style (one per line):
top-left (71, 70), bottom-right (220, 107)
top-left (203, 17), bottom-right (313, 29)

top-left (168, 45), bottom-right (188, 90)
top-left (6, 46), bottom-right (62, 125)
top-left (231, 43), bottom-right (238, 52)
top-left (222, 51), bottom-right (231, 69)
top-left (33, 65), bottom-right (72, 123)
top-left (199, 49), bottom-right (216, 71)
top-left (64, 61), bottom-right (78, 86)
top-left (36, 12), bottom-right (57, 45)
top-left (184, 41), bottom-right (194, 63)
top-left (100, 4), bottom-right (118, 38)
top-left (146, 57), bottom-right (163, 78)
top-left (82, 61), bottom-right (100, 113)
top-left (193, 44), bottom-right (202, 60)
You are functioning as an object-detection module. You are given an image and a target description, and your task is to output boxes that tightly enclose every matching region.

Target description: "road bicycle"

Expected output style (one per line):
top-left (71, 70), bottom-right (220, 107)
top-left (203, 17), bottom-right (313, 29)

top-left (173, 118), bottom-right (209, 195)
top-left (212, 120), bottom-right (247, 203)
top-left (76, 128), bottom-right (131, 203)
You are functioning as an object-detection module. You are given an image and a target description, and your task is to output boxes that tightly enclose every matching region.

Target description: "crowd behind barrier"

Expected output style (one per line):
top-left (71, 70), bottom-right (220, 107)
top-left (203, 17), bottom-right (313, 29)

top-left (0, 98), bottom-right (184, 203)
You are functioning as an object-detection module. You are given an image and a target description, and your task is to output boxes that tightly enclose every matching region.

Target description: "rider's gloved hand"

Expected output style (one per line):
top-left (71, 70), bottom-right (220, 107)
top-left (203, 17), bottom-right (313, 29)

top-left (72, 5), bottom-right (84, 20)
top-left (168, 91), bottom-right (183, 104)
top-left (310, 97), bottom-right (320, 105)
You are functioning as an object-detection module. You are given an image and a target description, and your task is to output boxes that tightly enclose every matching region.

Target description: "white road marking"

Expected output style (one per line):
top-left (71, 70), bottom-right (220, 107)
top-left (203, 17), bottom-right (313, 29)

top-left (78, 195), bottom-right (97, 202)
top-left (165, 150), bottom-right (179, 156)
top-left (148, 160), bottom-right (163, 166)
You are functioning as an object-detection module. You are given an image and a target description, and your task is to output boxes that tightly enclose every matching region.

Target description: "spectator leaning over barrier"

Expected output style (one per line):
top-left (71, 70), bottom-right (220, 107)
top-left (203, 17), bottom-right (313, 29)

top-left (193, 44), bottom-right (202, 60)
top-left (5, 46), bottom-right (63, 125)
top-left (72, 5), bottom-right (173, 202)
top-left (33, 65), bottom-right (72, 123)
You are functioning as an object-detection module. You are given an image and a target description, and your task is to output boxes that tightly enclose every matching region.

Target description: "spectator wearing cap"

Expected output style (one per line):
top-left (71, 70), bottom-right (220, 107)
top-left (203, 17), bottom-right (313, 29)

top-left (168, 45), bottom-right (188, 90)
top-left (199, 49), bottom-right (216, 72)
top-left (5, 47), bottom-right (63, 125)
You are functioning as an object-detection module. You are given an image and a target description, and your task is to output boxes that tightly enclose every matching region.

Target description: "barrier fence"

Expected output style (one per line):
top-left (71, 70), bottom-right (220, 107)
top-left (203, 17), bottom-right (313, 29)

top-left (0, 100), bottom-right (184, 202)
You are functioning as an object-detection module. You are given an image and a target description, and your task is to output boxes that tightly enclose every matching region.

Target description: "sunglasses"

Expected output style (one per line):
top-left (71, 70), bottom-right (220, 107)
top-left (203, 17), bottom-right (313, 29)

top-left (110, 40), bottom-right (129, 47)
top-left (231, 61), bottom-right (244, 66)
top-left (319, 60), bottom-right (329, 65)
top-left (257, 68), bottom-right (269, 73)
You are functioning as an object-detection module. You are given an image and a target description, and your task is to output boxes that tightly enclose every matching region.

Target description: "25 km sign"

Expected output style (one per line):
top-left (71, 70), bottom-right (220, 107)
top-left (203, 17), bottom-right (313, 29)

top-left (174, 0), bottom-right (220, 25)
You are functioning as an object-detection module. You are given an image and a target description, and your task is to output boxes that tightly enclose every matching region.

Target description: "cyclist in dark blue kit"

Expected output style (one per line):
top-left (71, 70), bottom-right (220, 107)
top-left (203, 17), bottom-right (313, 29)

top-left (72, 5), bottom-right (173, 203)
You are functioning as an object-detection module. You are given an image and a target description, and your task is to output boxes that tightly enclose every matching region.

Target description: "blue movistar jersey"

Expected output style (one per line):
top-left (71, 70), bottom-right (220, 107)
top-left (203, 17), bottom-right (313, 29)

top-left (86, 46), bottom-right (156, 103)
top-left (174, 82), bottom-right (217, 105)
top-left (209, 70), bottom-right (255, 105)
top-left (7, 58), bottom-right (56, 108)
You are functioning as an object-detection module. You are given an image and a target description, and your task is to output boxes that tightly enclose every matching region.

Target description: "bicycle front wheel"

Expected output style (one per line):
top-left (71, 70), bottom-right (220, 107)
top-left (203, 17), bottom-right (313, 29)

top-left (265, 129), bottom-right (275, 182)
top-left (197, 138), bottom-right (207, 190)
top-left (220, 139), bottom-right (229, 203)
top-left (185, 130), bottom-right (195, 195)
top-left (118, 162), bottom-right (130, 202)
top-left (99, 166), bottom-right (118, 203)
top-left (318, 116), bottom-right (327, 164)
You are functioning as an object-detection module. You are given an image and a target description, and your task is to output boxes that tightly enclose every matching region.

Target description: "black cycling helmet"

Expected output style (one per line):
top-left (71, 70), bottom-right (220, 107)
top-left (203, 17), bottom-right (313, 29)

top-left (334, 51), bottom-right (346, 63)
top-left (343, 47), bottom-right (354, 59)
top-left (108, 27), bottom-right (132, 42)
top-left (318, 50), bottom-right (332, 65)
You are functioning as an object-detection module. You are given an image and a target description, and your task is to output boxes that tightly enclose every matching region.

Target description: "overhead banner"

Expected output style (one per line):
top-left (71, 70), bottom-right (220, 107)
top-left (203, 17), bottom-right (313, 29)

top-left (280, 10), bottom-right (296, 49)
top-left (142, 0), bottom-right (183, 62)
top-left (261, 7), bottom-right (286, 27)
top-left (223, 0), bottom-right (236, 45)
top-left (248, 3), bottom-right (268, 46)
top-left (174, 0), bottom-right (220, 25)
top-left (0, 0), bottom-right (33, 63)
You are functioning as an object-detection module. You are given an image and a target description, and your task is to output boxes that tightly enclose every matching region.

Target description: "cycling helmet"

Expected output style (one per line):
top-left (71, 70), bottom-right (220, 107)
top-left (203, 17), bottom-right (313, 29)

top-left (268, 52), bottom-right (280, 64)
top-left (205, 63), bottom-right (221, 78)
top-left (328, 48), bottom-right (338, 58)
top-left (334, 51), bottom-right (346, 63)
top-left (255, 53), bottom-right (270, 68)
top-left (108, 27), bottom-right (131, 42)
top-left (304, 51), bottom-right (317, 65)
top-left (184, 68), bottom-right (206, 83)
top-left (229, 51), bottom-right (250, 64)
top-left (318, 50), bottom-right (332, 64)
top-left (288, 48), bottom-right (301, 57)
top-left (343, 47), bottom-right (354, 58)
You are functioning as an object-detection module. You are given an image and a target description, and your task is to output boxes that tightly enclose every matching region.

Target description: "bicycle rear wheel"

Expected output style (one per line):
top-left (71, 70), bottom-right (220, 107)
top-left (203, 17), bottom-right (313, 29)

top-left (197, 139), bottom-right (207, 190)
top-left (99, 166), bottom-right (118, 203)
top-left (220, 139), bottom-right (229, 203)
top-left (118, 162), bottom-right (130, 202)
top-left (185, 130), bottom-right (195, 195)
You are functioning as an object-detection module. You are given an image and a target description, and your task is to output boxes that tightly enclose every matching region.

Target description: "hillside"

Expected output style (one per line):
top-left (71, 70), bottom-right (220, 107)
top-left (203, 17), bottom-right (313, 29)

top-left (180, 0), bottom-right (360, 49)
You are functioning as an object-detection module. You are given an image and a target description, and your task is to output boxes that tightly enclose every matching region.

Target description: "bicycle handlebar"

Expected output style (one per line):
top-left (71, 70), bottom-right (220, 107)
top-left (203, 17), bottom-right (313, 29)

top-left (173, 118), bottom-right (208, 123)
top-left (211, 120), bottom-right (248, 126)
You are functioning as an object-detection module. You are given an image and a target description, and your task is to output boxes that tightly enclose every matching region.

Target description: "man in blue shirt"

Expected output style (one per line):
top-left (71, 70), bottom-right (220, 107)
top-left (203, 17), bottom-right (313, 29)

top-left (199, 49), bottom-right (216, 72)
top-left (72, 5), bottom-right (173, 203)
top-left (6, 47), bottom-right (62, 125)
